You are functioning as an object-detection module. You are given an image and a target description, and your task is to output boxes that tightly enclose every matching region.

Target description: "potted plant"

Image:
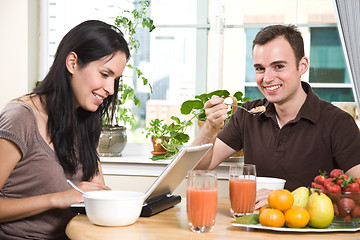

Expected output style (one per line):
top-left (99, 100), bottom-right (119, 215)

top-left (99, 0), bottom-right (155, 156)
top-left (144, 118), bottom-right (169, 154)
top-left (144, 116), bottom-right (193, 160)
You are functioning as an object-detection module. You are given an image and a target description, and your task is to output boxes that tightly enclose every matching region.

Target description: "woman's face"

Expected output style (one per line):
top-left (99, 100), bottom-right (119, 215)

top-left (68, 51), bottom-right (127, 112)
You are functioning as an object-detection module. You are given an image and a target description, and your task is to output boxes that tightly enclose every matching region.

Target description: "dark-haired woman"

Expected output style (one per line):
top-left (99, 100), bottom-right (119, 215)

top-left (0, 20), bottom-right (130, 239)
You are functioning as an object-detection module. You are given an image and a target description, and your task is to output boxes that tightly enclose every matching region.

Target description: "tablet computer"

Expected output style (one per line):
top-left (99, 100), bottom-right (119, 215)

top-left (71, 143), bottom-right (213, 217)
top-left (144, 143), bottom-right (213, 202)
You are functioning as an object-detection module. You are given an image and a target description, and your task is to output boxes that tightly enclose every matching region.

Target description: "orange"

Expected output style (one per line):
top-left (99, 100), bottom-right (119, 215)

top-left (284, 206), bottom-right (310, 228)
top-left (268, 189), bottom-right (294, 212)
top-left (259, 208), bottom-right (285, 228)
top-left (259, 204), bottom-right (269, 215)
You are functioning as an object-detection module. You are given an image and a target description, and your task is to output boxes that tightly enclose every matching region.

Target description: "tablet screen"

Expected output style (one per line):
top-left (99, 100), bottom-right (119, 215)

top-left (144, 143), bottom-right (213, 202)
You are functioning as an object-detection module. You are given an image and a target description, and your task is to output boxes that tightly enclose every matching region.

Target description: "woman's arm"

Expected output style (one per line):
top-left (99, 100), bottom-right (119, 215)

top-left (90, 148), bottom-right (110, 186)
top-left (0, 139), bottom-right (21, 188)
top-left (0, 139), bottom-right (109, 223)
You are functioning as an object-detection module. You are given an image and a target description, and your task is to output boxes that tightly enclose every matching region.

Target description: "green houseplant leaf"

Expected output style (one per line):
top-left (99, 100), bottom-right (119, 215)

top-left (180, 100), bottom-right (204, 115)
top-left (104, 0), bottom-right (155, 128)
top-left (180, 90), bottom-right (250, 122)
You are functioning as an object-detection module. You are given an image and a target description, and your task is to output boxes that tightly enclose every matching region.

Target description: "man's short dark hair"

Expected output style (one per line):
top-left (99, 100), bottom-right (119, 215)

top-left (252, 25), bottom-right (305, 66)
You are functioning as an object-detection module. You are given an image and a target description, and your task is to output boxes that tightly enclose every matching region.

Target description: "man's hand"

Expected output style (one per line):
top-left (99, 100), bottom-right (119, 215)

top-left (204, 96), bottom-right (229, 130)
top-left (192, 96), bottom-right (233, 170)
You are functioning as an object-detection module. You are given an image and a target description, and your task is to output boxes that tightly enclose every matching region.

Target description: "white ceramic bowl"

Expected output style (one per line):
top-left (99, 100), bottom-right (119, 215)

top-left (256, 177), bottom-right (286, 191)
top-left (83, 190), bottom-right (145, 227)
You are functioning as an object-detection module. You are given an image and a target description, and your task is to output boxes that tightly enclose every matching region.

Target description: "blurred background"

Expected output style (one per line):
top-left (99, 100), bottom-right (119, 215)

top-left (0, 0), bottom-right (353, 143)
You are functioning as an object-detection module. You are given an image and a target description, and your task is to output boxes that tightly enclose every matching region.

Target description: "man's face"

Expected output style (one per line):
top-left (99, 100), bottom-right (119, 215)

top-left (252, 36), bottom-right (308, 106)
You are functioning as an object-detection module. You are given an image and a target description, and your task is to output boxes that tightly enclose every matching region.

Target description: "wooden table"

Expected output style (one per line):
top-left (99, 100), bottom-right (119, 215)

top-left (66, 198), bottom-right (359, 240)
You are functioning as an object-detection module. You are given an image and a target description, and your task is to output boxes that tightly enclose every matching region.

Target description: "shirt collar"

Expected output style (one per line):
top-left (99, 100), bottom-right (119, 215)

top-left (297, 81), bottom-right (319, 125)
top-left (262, 81), bottom-right (319, 125)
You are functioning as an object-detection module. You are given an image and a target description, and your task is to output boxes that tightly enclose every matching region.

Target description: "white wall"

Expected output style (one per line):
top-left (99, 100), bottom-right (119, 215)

top-left (0, 0), bottom-right (39, 110)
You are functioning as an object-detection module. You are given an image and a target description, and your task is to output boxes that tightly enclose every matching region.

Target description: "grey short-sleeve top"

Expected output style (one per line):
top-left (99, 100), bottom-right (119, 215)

top-left (0, 102), bottom-right (83, 240)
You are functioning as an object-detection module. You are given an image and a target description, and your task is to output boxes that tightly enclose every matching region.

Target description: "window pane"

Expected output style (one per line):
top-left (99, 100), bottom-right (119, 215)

top-left (245, 87), bottom-right (264, 101)
top-left (223, 0), bottom-right (297, 25)
top-left (152, 0), bottom-right (198, 25)
top-left (245, 87), bottom-right (355, 103)
top-left (309, 27), bottom-right (350, 84)
top-left (131, 30), bottom-right (198, 142)
top-left (148, 28), bottom-right (196, 101)
top-left (245, 28), bottom-right (261, 83)
top-left (223, 0), bottom-right (336, 25)
top-left (313, 88), bottom-right (354, 102)
top-left (296, 0), bottom-right (336, 24)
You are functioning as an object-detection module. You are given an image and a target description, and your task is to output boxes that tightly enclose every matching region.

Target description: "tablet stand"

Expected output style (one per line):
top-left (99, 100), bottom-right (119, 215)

top-left (140, 194), bottom-right (181, 217)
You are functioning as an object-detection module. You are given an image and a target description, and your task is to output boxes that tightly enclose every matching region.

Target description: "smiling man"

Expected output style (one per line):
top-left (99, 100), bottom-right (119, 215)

top-left (192, 25), bottom-right (360, 208)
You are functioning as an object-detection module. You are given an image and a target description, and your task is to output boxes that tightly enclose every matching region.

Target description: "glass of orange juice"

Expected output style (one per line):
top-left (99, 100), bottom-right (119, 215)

top-left (187, 170), bottom-right (218, 233)
top-left (229, 164), bottom-right (256, 217)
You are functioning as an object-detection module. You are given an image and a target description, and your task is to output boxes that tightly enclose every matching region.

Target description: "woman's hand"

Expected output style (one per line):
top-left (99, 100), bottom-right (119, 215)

top-left (255, 188), bottom-right (272, 210)
top-left (51, 181), bottom-right (111, 209)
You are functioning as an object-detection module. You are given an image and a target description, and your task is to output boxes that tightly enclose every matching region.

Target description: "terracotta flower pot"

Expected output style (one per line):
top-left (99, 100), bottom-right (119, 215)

top-left (151, 137), bottom-right (168, 155)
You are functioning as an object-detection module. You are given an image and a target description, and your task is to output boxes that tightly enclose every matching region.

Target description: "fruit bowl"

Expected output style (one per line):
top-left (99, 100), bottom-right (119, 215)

top-left (325, 190), bottom-right (360, 226)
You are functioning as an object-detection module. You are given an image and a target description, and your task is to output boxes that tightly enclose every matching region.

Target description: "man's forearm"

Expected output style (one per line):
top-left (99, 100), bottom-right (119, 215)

top-left (192, 121), bottom-right (221, 170)
top-left (192, 121), bottom-right (221, 146)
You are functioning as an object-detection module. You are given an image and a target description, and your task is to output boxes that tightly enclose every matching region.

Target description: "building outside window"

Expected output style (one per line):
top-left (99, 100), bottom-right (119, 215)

top-left (309, 27), bottom-right (352, 102)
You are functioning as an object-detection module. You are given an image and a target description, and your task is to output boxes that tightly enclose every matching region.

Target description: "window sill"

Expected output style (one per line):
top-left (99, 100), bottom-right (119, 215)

top-left (100, 143), bottom-right (243, 179)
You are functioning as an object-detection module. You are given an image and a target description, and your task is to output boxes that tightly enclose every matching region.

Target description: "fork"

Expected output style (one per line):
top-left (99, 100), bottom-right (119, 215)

top-left (224, 103), bottom-right (265, 115)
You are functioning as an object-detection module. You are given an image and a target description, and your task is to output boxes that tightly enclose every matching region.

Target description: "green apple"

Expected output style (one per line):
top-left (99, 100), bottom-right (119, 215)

top-left (306, 192), bottom-right (334, 228)
top-left (292, 186), bottom-right (309, 208)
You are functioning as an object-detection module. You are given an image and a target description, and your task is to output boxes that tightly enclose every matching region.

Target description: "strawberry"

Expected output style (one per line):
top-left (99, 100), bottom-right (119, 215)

top-left (351, 205), bottom-right (360, 218)
top-left (330, 169), bottom-right (343, 178)
top-left (338, 215), bottom-right (352, 221)
top-left (352, 191), bottom-right (360, 204)
top-left (333, 203), bottom-right (340, 217)
top-left (324, 178), bottom-right (334, 190)
top-left (332, 173), bottom-right (348, 187)
top-left (314, 175), bottom-right (327, 185)
top-left (338, 198), bottom-right (355, 217)
top-left (334, 174), bottom-right (348, 186)
top-left (314, 170), bottom-right (327, 185)
top-left (344, 182), bottom-right (360, 192)
top-left (335, 178), bottom-right (344, 186)
top-left (341, 176), bottom-right (359, 192)
top-left (327, 191), bottom-right (341, 202)
top-left (311, 182), bottom-right (318, 188)
top-left (327, 184), bottom-right (341, 193)
top-left (311, 182), bottom-right (326, 193)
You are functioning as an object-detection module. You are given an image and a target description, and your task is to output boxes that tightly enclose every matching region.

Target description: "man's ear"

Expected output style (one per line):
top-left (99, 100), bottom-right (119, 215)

top-left (66, 52), bottom-right (78, 74)
top-left (298, 56), bottom-right (309, 76)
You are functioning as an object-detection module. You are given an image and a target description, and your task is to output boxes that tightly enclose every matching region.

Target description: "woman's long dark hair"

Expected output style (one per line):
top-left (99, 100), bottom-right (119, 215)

top-left (32, 20), bottom-right (130, 181)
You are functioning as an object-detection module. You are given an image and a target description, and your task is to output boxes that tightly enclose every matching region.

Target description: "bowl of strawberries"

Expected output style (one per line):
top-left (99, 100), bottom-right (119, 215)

top-left (311, 169), bottom-right (360, 226)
